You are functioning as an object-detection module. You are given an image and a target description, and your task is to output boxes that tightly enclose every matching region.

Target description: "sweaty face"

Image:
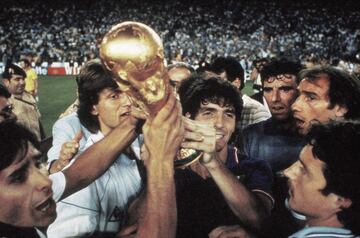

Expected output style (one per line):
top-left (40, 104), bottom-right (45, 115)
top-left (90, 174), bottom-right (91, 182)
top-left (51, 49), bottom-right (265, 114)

top-left (92, 87), bottom-right (136, 135)
top-left (263, 74), bottom-right (298, 121)
top-left (194, 101), bottom-right (236, 154)
top-left (284, 145), bottom-right (341, 222)
top-left (291, 77), bottom-right (347, 135)
top-left (5, 75), bottom-right (26, 95)
top-left (0, 143), bottom-right (56, 227)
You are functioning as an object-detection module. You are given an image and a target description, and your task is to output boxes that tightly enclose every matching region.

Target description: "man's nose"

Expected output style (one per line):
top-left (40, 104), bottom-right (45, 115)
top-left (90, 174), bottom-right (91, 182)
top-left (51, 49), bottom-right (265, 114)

top-left (284, 161), bottom-right (301, 180)
top-left (214, 114), bottom-right (224, 129)
top-left (271, 90), bottom-right (280, 102)
top-left (291, 96), bottom-right (302, 112)
top-left (34, 168), bottom-right (52, 194)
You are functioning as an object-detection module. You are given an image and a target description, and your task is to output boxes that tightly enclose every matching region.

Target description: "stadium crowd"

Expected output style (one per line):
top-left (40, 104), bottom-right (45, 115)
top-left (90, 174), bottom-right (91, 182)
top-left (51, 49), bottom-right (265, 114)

top-left (1, 0), bottom-right (360, 70)
top-left (1, 1), bottom-right (360, 238)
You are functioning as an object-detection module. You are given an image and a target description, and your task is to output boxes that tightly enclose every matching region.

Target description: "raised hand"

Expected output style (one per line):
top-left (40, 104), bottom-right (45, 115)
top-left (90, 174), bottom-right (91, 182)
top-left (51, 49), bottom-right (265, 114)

top-left (49, 130), bottom-right (83, 174)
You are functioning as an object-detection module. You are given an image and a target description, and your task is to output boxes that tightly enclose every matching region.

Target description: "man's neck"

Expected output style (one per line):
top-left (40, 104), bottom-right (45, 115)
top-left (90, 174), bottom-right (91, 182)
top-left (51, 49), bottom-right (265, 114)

top-left (217, 145), bottom-right (228, 164)
top-left (273, 116), bottom-right (297, 132)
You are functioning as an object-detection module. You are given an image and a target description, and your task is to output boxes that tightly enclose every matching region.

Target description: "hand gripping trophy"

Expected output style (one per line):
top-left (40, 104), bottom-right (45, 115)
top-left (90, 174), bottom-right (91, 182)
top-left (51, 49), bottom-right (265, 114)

top-left (100, 21), bottom-right (209, 168)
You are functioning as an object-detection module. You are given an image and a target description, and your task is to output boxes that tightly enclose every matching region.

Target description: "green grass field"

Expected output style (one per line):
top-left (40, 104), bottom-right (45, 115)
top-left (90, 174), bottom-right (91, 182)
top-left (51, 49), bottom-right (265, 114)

top-left (38, 75), bottom-right (255, 137)
top-left (38, 75), bottom-right (77, 136)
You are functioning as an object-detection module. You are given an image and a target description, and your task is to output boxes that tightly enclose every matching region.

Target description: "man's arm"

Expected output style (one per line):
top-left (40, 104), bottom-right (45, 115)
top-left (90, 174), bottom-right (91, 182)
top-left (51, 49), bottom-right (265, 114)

top-left (118, 94), bottom-right (184, 238)
top-left (61, 119), bottom-right (138, 199)
top-left (203, 158), bottom-right (272, 231)
top-left (182, 122), bottom-right (272, 231)
top-left (134, 95), bottom-right (184, 238)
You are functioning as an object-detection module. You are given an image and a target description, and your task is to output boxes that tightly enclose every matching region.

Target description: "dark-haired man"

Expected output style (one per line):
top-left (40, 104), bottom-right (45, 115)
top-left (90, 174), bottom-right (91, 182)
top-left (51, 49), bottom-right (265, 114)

top-left (243, 58), bottom-right (304, 173)
top-left (0, 88), bottom-right (184, 238)
top-left (2, 62), bottom-right (42, 140)
top-left (285, 121), bottom-right (360, 237)
top-left (292, 65), bottom-right (360, 136)
top-left (175, 75), bottom-right (274, 238)
top-left (47, 60), bottom-right (144, 237)
top-left (210, 56), bottom-right (270, 129)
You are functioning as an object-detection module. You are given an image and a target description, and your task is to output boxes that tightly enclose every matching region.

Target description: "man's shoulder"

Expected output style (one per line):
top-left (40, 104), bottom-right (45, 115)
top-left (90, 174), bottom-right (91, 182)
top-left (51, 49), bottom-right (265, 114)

top-left (243, 119), bottom-right (268, 134)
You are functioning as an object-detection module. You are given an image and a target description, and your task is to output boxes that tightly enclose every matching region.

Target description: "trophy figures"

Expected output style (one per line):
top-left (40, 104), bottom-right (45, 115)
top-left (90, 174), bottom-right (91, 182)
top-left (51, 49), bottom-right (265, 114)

top-left (100, 21), bottom-right (202, 168)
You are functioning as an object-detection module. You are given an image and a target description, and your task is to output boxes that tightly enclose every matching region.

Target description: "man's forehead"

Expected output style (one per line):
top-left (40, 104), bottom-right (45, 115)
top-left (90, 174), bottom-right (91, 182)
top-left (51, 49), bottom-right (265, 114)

top-left (10, 75), bottom-right (25, 81)
top-left (300, 76), bottom-right (330, 92)
top-left (200, 100), bottom-right (235, 110)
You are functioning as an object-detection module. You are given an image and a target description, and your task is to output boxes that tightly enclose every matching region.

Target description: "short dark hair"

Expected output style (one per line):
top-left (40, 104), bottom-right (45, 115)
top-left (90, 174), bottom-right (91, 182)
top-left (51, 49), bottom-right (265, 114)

top-left (210, 57), bottom-right (245, 90)
top-left (20, 58), bottom-right (31, 67)
top-left (299, 66), bottom-right (360, 120)
top-left (77, 60), bottom-right (118, 133)
top-left (306, 120), bottom-right (360, 234)
top-left (260, 58), bottom-right (304, 84)
top-left (0, 121), bottom-right (39, 171)
top-left (178, 74), bottom-right (243, 122)
top-left (0, 84), bottom-right (11, 98)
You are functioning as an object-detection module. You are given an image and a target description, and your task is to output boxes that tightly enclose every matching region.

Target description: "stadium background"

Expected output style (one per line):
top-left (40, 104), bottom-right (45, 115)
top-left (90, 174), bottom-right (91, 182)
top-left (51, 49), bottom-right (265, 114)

top-left (1, 0), bottom-right (360, 136)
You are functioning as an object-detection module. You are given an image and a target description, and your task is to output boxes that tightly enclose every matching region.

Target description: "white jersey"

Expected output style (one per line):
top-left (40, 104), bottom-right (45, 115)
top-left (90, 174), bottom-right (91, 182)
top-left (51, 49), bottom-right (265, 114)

top-left (47, 132), bottom-right (142, 237)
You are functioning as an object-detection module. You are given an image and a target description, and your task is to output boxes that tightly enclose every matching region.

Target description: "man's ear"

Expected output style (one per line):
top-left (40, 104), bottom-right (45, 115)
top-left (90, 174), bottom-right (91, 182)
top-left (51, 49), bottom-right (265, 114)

top-left (91, 105), bottom-right (99, 116)
top-left (185, 112), bottom-right (191, 118)
top-left (336, 196), bottom-right (352, 210)
top-left (2, 79), bottom-right (9, 87)
top-left (334, 104), bottom-right (348, 118)
top-left (232, 78), bottom-right (241, 90)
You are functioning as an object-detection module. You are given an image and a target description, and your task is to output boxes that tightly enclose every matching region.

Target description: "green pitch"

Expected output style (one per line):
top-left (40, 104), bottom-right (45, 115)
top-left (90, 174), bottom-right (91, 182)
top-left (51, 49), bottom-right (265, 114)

top-left (38, 76), bottom-right (255, 137)
top-left (38, 75), bottom-right (77, 136)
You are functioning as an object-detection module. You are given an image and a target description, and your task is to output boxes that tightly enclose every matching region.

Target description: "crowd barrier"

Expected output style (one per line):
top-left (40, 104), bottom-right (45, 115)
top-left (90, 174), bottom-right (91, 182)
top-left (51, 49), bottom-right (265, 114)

top-left (0, 62), bottom-right (82, 76)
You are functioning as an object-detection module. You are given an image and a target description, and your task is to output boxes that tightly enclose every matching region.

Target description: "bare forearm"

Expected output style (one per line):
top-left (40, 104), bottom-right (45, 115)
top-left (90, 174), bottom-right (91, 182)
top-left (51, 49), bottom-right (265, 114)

top-left (136, 160), bottom-right (176, 238)
top-left (62, 125), bottom-right (136, 198)
top-left (206, 160), bottom-right (268, 230)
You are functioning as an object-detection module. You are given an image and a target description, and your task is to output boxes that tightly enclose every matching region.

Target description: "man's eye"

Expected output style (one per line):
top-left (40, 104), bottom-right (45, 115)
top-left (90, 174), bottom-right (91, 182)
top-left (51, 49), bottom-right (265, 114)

top-left (226, 113), bottom-right (235, 118)
top-left (202, 111), bottom-right (213, 116)
top-left (280, 87), bottom-right (293, 92)
top-left (110, 93), bottom-right (120, 99)
top-left (11, 171), bottom-right (28, 184)
top-left (263, 88), bottom-right (272, 93)
top-left (306, 95), bottom-right (316, 101)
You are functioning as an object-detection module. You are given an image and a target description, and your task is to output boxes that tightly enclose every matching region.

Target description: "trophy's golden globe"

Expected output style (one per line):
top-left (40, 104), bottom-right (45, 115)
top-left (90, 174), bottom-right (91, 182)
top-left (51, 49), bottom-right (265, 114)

top-left (100, 21), bottom-right (169, 115)
top-left (100, 21), bottom-right (202, 168)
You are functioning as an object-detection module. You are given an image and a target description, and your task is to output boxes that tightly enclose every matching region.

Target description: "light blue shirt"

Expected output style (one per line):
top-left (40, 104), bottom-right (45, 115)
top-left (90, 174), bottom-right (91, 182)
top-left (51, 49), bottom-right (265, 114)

top-left (47, 112), bottom-right (91, 162)
top-left (290, 226), bottom-right (356, 238)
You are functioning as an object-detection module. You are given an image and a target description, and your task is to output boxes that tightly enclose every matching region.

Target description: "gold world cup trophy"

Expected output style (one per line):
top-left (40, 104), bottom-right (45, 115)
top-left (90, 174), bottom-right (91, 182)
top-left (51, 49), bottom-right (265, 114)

top-left (100, 21), bottom-right (202, 168)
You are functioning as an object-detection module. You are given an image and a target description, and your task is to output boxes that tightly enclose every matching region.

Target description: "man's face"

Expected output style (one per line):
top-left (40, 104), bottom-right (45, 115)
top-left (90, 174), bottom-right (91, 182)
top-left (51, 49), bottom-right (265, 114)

top-left (92, 87), bottom-right (136, 135)
top-left (168, 67), bottom-right (191, 93)
top-left (194, 101), bottom-right (236, 153)
top-left (291, 77), bottom-right (347, 135)
top-left (5, 75), bottom-right (26, 95)
top-left (0, 96), bottom-right (16, 122)
top-left (0, 143), bottom-right (56, 227)
top-left (263, 74), bottom-right (298, 121)
top-left (284, 145), bottom-right (340, 220)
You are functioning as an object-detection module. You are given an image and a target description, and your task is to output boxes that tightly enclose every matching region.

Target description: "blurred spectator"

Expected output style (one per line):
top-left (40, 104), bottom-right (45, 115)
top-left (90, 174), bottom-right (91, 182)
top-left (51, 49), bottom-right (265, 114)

top-left (0, 0), bottom-right (359, 74)
top-left (19, 58), bottom-right (39, 100)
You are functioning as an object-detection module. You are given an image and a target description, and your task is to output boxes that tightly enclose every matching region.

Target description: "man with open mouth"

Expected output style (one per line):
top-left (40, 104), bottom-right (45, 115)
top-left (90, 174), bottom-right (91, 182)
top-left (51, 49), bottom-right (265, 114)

top-left (291, 65), bottom-right (360, 136)
top-left (284, 121), bottom-right (360, 238)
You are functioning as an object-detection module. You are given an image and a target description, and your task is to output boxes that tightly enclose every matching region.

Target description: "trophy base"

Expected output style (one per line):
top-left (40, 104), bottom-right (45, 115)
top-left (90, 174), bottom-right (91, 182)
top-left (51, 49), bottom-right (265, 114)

top-left (174, 149), bottom-right (203, 169)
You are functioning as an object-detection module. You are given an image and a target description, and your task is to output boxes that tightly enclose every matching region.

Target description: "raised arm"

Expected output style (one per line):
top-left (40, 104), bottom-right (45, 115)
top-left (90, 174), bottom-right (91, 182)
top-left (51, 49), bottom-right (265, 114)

top-left (61, 107), bottom-right (144, 199)
top-left (134, 94), bottom-right (184, 238)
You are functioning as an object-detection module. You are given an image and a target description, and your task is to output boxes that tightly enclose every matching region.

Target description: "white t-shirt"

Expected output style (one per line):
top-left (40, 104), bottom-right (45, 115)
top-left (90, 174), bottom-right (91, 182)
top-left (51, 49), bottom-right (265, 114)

top-left (50, 171), bottom-right (66, 202)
